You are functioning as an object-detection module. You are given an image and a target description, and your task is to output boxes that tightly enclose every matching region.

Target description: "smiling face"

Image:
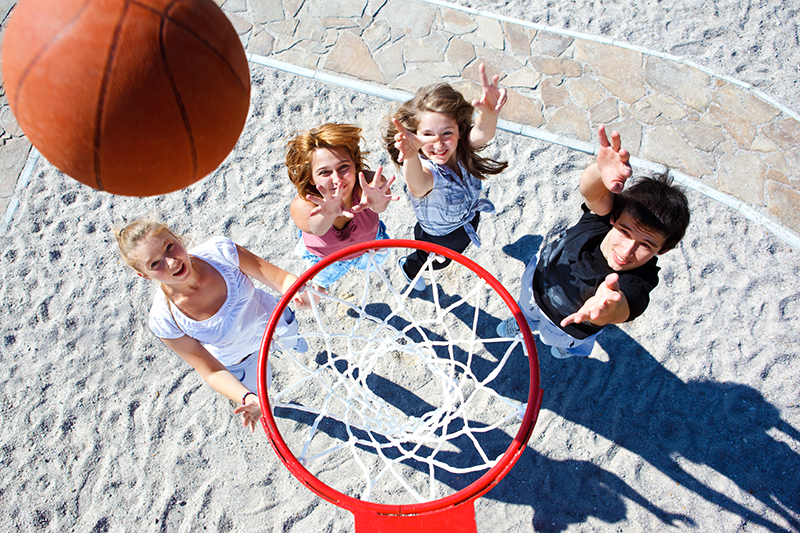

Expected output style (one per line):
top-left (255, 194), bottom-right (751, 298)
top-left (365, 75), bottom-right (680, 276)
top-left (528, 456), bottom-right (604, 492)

top-left (132, 229), bottom-right (193, 284)
top-left (311, 146), bottom-right (357, 200)
top-left (416, 111), bottom-right (460, 171)
top-left (600, 211), bottom-right (667, 271)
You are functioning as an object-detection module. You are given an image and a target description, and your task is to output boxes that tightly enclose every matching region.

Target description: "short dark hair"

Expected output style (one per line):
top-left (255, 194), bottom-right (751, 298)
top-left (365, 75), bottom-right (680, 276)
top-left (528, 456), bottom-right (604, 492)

top-left (610, 173), bottom-right (690, 252)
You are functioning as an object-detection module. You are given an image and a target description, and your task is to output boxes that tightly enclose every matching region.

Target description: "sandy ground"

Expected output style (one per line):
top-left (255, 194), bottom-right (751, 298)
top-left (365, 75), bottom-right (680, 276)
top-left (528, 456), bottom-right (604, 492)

top-left (1, 1), bottom-right (799, 532)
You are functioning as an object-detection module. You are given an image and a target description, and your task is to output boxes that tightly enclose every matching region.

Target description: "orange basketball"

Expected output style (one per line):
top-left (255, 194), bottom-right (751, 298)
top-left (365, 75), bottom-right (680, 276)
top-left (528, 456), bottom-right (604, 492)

top-left (2, 0), bottom-right (251, 196)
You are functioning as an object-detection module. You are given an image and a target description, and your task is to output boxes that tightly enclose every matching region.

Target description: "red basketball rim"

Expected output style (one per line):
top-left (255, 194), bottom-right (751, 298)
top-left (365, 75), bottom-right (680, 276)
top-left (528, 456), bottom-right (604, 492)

top-left (258, 239), bottom-right (543, 516)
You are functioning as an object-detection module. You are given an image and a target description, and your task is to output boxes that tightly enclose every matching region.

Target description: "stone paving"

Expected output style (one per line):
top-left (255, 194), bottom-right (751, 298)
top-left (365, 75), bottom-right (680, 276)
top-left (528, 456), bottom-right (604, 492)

top-left (1, 0), bottom-right (799, 239)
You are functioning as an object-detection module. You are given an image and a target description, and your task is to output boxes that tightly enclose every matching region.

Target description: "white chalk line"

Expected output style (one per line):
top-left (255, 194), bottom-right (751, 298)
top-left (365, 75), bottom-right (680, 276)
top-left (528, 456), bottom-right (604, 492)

top-left (248, 54), bottom-right (800, 251)
top-left (423, 0), bottom-right (800, 123)
top-left (4, 48), bottom-right (797, 250)
top-left (2, 147), bottom-right (40, 233)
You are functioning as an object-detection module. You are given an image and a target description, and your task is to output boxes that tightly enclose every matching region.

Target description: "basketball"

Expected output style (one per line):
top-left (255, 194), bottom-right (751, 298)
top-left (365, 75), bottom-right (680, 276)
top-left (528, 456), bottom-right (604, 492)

top-left (1, 0), bottom-right (251, 196)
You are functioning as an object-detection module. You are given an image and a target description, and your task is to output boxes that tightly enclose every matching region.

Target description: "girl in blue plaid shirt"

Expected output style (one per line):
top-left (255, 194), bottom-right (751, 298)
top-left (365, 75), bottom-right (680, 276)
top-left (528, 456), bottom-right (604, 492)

top-left (385, 63), bottom-right (508, 290)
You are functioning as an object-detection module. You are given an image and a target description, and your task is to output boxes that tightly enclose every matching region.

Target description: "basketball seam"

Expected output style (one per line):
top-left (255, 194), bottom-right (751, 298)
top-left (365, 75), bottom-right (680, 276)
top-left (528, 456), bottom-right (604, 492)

top-left (131, 0), bottom-right (250, 96)
top-left (93, 1), bottom-right (134, 191)
top-left (158, 15), bottom-right (198, 181)
top-left (10, 0), bottom-right (95, 112)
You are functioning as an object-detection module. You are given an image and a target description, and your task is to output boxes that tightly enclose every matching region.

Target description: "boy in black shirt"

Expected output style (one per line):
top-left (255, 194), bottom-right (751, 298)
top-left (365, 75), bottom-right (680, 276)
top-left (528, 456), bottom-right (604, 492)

top-left (498, 126), bottom-right (690, 358)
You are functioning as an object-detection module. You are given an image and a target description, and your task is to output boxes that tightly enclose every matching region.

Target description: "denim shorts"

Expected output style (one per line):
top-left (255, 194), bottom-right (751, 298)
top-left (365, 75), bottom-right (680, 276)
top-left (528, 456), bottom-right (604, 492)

top-left (296, 221), bottom-right (390, 288)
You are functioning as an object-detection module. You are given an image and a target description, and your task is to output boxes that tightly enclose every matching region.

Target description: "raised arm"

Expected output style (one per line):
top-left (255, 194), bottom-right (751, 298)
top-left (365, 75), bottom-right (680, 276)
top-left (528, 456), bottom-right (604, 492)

top-left (161, 335), bottom-right (263, 432)
top-left (470, 63), bottom-right (507, 147)
top-left (236, 245), bottom-right (311, 310)
top-left (392, 118), bottom-right (434, 198)
top-left (580, 125), bottom-right (632, 216)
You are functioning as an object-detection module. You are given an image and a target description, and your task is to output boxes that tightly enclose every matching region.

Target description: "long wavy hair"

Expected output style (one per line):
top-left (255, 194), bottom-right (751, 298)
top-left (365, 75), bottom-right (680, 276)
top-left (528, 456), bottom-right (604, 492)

top-left (286, 123), bottom-right (369, 199)
top-left (384, 83), bottom-right (508, 180)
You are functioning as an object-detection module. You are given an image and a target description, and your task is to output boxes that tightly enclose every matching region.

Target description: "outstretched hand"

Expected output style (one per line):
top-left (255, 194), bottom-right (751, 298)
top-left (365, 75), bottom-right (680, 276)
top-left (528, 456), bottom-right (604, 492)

top-left (560, 273), bottom-right (625, 327)
top-left (472, 62), bottom-right (507, 115)
top-left (233, 397), bottom-right (262, 433)
top-left (291, 286), bottom-right (315, 310)
top-left (596, 125), bottom-right (632, 194)
top-left (351, 166), bottom-right (399, 214)
top-left (305, 181), bottom-right (354, 220)
top-left (392, 118), bottom-right (423, 164)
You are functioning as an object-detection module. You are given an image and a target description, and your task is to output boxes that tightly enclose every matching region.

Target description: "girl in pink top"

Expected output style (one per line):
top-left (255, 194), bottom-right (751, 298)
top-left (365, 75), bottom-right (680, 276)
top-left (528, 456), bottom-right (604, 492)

top-left (287, 123), bottom-right (397, 288)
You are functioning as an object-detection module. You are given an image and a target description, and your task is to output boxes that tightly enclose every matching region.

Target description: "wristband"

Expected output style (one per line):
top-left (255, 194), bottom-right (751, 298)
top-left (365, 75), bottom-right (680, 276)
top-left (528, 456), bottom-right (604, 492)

top-left (242, 391), bottom-right (257, 405)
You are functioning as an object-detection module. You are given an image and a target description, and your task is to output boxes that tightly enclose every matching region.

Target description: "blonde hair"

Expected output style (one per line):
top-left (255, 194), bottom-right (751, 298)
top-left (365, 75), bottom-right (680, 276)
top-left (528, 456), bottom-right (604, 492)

top-left (286, 123), bottom-right (369, 199)
top-left (384, 83), bottom-right (508, 180)
top-left (116, 219), bottom-right (185, 272)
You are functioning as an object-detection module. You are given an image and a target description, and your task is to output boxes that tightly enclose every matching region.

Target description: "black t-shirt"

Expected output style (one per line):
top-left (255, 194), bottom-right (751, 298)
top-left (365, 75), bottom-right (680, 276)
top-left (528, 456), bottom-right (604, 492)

top-left (533, 204), bottom-right (660, 339)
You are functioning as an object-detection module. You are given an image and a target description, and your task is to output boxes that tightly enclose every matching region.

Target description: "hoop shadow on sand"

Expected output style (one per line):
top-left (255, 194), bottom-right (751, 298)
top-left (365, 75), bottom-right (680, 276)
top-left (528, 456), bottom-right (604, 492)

top-left (490, 236), bottom-right (800, 532)
top-left (274, 346), bottom-right (692, 530)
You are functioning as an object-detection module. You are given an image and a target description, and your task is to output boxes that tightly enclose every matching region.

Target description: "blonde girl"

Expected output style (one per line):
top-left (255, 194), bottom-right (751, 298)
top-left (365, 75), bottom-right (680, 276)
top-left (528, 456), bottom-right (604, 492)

top-left (117, 220), bottom-right (309, 432)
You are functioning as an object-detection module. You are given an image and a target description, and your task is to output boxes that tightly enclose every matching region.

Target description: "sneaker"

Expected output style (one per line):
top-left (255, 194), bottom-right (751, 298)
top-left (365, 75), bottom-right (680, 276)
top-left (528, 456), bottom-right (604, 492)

top-left (496, 317), bottom-right (521, 338)
top-left (291, 336), bottom-right (308, 353)
top-left (275, 335), bottom-right (308, 353)
top-left (550, 346), bottom-right (575, 359)
top-left (399, 258), bottom-right (426, 291)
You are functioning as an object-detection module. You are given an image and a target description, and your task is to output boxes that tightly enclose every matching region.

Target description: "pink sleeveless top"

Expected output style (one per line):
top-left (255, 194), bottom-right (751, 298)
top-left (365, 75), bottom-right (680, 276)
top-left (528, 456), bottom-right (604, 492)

top-left (302, 206), bottom-right (380, 259)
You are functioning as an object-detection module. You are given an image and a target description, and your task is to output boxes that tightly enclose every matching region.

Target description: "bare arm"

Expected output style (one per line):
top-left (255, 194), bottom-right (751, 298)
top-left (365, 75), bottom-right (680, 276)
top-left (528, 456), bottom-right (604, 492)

top-left (392, 118), bottom-right (434, 198)
top-left (580, 125), bottom-right (632, 216)
top-left (236, 244), bottom-right (310, 310)
top-left (161, 335), bottom-right (263, 432)
top-left (560, 273), bottom-right (631, 328)
top-left (290, 187), bottom-right (353, 236)
top-left (469, 63), bottom-right (507, 147)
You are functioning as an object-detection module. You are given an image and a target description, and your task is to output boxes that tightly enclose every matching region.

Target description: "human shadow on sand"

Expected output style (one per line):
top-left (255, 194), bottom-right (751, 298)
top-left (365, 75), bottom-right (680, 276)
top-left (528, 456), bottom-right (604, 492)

top-left (273, 358), bottom-right (692, 531)
top-left (490, 236), bottom-right (800, 532)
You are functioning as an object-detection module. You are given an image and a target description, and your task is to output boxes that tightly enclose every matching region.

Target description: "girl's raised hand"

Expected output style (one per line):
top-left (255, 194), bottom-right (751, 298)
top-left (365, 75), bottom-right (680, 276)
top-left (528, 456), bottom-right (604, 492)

top-left (291, 286), bottom-right (315, 310)
top-left (351, 166), bottom-right (399, 214)
top-left (306, 181), bottom-right (354, 220)
top-left (392, 118), bottom-right (423, 164)
top-left (472, 62), bottom-right (507, 115)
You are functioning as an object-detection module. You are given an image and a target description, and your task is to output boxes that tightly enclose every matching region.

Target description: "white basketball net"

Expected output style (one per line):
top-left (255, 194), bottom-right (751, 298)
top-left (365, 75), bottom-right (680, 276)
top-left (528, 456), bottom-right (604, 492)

top-left (269, 247), bottom-right (530, 505)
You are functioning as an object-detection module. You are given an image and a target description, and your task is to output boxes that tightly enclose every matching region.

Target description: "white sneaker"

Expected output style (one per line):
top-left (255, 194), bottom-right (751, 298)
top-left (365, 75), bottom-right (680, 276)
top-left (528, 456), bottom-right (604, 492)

top-left (275, 334), bottom-right (308, 353)
top-left (399, 258), bottom-right (426, 291)
top-left (496, 317), bottom-right (521, 337)
top-left (550, 346), bottom-right (574, 359)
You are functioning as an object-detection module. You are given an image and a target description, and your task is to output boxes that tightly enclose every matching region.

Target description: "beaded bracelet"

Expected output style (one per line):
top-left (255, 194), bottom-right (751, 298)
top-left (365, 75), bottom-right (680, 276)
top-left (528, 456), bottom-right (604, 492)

top-left (242, 391), bottom-right (257, 405)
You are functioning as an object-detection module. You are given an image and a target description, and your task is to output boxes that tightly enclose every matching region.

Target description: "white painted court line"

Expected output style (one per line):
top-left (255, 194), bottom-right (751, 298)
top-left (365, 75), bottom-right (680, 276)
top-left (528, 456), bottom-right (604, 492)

top-left (423, 0), bottom-right (800, 123)
top-left (247, 54), bottom-right (800, 250)
top-left (2, 147), bottom-right (40, 232)
top-left (4, 50), bottom-right (796, 250)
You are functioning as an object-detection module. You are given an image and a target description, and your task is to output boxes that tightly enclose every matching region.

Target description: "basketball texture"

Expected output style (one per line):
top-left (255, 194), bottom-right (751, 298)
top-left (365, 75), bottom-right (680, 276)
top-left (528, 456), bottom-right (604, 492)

top-left (2, 0), bottom-right (251, 196)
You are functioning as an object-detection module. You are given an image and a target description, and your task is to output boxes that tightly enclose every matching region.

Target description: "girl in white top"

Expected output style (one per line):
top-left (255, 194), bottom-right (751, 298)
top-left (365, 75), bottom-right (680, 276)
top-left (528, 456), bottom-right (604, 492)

top-left (117, 220), bottom-right (310, 432)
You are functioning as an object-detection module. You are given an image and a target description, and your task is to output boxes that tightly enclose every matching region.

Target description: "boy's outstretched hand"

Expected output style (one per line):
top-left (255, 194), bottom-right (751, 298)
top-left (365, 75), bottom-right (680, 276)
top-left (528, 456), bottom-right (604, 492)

top-left (560, 273), bottom-right (629, 327)
top-left (472, 62), bottom-right (507, 115)
top-left (596, 125), bottom-right (632, 194)
top-left (351, 166), bottom-right (399, 214)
